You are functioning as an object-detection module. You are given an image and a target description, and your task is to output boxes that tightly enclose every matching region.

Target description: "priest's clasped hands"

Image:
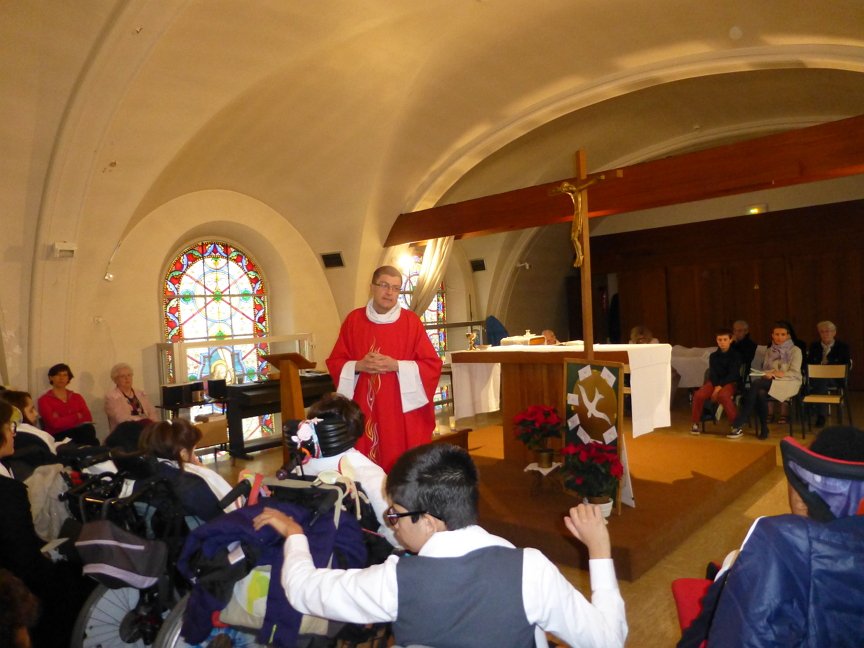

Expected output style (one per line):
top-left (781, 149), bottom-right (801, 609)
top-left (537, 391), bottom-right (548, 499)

top-left (356, 351), bottom-right (399, 374)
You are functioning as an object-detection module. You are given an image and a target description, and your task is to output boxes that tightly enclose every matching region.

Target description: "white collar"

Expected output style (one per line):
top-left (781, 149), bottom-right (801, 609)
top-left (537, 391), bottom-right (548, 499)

top-left (365, 299), bottom-right (402, 324)
top-left (418, 525), bottom-right (514, 557)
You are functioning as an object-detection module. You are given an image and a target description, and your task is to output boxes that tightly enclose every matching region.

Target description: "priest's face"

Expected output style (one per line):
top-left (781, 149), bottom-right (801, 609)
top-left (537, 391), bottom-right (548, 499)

top-left (371, 272), bottom-right (402, 314)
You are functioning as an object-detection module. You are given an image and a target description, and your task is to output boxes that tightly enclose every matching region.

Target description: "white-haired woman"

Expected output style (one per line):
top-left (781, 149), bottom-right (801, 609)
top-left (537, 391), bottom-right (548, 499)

top-left (104, 362), bottom-right (157, 432)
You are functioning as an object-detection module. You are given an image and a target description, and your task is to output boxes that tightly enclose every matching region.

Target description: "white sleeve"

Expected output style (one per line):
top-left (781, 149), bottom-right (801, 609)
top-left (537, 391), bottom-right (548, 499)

top-left (396, 360), bottom-right (429, 412)
top-left (282, 534), bottom-right (400, 624)
top-left (350, 458), bottom-right (399, 547)
top-left (336, 361), bottom-right (359, 398)
top-left (521, 549), bottom-right (627, 648)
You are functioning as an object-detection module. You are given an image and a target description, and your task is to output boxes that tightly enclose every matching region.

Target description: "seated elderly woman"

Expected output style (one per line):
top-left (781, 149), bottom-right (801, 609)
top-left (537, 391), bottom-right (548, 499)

top-left (137, 419), bottom-right (237, 523)
top-left (104, 362), bottom-right (157, 433)
top-left (36, 363), bottom-right (98, 445)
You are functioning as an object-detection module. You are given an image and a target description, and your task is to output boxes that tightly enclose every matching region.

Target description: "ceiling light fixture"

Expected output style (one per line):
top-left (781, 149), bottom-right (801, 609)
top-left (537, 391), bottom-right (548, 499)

top-left (746, 203), bottom-right (768, 215)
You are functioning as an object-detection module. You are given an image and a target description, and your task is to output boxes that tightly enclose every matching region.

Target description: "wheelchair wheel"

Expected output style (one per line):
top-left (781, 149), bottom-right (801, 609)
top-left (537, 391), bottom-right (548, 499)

top-left (71, 584), bottom-right (168, 647)
top-left (154, 594), bottom-right (264, 648)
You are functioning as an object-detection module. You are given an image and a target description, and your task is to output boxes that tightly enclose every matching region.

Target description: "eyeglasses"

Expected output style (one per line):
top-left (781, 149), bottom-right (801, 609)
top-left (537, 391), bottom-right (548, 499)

top-left (383, 506), bottom-right (443, 527)
top-left (372, 281), bottom-right (401, 293)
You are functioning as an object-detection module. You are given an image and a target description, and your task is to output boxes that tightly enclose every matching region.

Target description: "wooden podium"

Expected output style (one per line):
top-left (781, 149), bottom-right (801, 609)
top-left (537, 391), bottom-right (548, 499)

top-left (262, 352), bottom-right (317, 464)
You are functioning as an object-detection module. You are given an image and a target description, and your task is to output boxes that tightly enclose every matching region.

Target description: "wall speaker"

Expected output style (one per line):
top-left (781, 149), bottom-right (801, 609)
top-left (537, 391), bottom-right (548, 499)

top-left (470, 258), bottom-right (486, 272)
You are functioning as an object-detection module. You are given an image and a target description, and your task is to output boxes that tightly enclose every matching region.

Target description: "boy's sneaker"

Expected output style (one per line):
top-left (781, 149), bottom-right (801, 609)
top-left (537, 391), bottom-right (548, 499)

top-left (690, 423), bottom-right (700, 435)
top-left (726, 427), bottom-right (744, 439)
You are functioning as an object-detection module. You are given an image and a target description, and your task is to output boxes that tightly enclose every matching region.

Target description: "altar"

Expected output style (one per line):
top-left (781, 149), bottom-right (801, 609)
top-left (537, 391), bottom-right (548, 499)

top-left (449, 343), bottom-right (671, 462)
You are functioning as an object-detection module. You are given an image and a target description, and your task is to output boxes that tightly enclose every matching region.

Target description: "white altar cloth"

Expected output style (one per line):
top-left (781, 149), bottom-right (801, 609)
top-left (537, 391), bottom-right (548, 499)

top-left (671, 345), bottom-right (716, 388)
top-left (449, 343), bottom-right (671, 438)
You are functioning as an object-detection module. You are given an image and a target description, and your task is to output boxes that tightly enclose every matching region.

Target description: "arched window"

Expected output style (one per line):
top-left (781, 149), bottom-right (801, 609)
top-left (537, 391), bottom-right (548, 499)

top-left (163, 241), bottom-right (269, 384)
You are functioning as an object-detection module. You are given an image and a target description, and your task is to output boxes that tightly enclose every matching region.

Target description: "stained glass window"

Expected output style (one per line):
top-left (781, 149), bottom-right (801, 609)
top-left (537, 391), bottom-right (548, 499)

top-left (163, 241), bottom-right (274, 439)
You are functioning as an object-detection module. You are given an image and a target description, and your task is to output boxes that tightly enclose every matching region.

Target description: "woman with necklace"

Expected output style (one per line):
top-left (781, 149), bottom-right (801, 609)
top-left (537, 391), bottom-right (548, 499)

top-left (104, 362), bottom-right (157, 432)
top-left (36, 363), bottom-right (97, 445)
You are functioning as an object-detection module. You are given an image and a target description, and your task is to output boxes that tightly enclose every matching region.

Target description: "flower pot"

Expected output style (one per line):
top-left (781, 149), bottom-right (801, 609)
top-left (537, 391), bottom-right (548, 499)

top-left (585, 496), bottom-right (614, 518)
top-left (534, 448), bottom-right (554, 469)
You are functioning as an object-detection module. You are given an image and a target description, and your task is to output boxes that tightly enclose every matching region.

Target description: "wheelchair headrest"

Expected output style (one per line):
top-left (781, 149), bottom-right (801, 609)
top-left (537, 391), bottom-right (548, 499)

top-left (283, 415), bottom-right (358, 458)
top-left (110, 449), bottom-right (157, 480)
top-left (781, 431), bottom-right (864, 522)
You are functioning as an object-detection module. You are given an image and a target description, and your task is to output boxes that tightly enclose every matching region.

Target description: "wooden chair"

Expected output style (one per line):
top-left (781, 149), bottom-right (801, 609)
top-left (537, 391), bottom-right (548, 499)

top-left (800, 363), bottom-right (852, 436)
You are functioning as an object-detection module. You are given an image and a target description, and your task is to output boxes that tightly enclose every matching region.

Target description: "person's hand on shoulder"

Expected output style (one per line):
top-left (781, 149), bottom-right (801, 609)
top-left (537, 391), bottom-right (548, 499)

top-left (564, 503), bottom-right (611, 559)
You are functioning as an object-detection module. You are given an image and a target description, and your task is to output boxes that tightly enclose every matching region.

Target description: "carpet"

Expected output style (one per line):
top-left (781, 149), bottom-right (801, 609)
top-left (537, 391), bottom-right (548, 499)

top-left (469, 426), bottom-right (776, 581)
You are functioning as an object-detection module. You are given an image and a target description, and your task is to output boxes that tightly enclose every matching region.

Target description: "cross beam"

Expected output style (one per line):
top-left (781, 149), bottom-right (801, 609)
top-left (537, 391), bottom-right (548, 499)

top-left (385, 113), bottom-right (864, 247)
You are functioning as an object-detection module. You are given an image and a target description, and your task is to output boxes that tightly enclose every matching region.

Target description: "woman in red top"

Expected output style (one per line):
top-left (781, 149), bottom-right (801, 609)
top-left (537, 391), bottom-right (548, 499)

top-left (36, 363), bottom-right (97, 445)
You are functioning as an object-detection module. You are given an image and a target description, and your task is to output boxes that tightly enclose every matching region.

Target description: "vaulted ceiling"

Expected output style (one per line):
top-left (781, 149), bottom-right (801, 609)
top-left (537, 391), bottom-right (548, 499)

top-left (4, 0), bottom-right (864, 300)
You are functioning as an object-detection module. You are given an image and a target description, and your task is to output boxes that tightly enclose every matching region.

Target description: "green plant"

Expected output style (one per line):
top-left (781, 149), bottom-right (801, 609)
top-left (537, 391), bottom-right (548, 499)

top-left (560, 440), bottom-right (623, 499)
top-left (512, 404), bottom-right (562, 451)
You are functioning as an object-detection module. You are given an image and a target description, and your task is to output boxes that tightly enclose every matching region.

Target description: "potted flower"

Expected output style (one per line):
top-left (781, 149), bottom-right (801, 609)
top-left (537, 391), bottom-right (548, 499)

top-left (513, 404), bottom-right (562, 467)
top-left (560, 440), bottom-right (623, 516)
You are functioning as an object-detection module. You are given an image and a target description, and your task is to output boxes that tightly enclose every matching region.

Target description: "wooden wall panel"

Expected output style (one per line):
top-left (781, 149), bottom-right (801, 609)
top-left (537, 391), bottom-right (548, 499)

top-left (617, 267), bottom-right (668, 342)
top-left (591, 199), bottom-right (864, 388)
top-left (667, 263), bottom-right (728, 346)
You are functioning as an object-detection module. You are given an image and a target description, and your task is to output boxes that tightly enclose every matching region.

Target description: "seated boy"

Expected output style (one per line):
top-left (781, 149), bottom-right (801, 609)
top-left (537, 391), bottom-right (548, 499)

top-left (690, 328), bottom-right (742, 434)
top-left (254, 443), bottom-right (627, 648)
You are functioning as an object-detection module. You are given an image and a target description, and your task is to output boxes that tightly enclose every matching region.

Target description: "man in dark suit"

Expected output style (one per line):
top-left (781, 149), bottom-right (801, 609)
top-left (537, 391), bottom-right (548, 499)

top-left (806, 320), bottom-right (852, 427)
top-left (730, 320), bottom-right (757, 369)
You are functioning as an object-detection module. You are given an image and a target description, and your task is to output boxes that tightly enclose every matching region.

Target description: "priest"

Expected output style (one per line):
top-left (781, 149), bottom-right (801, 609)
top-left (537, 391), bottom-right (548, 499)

top-left (327, 265), bottom-right (443, 471)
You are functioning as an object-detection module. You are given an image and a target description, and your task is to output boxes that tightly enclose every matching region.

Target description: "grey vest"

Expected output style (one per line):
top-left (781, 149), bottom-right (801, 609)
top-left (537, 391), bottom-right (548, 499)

top-left (394, 545), bottom-right (534, 648)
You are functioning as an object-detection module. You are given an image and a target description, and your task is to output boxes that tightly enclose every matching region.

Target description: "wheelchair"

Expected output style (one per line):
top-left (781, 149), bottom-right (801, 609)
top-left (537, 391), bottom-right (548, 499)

top-left (153, 448), bottom-right (393, 648)
top-left (69, 452), bottom-right (214, 648)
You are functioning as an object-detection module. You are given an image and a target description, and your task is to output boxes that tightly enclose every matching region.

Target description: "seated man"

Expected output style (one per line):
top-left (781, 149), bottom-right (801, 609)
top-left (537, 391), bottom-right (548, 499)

top-left (806, 320), bottom-right (852, 427)
top-left (254, 443), bottom-right (627, 648)
top-left (730, 319), bottom-right (757, 370)
top-left (541, 329), bottom-right (559, 345)
top-left (677, 425), bottom-right (864, 647)
top-left (689, 328), bottom-right (742, 434)
top-left (629, 325), bottom-right (659, 344)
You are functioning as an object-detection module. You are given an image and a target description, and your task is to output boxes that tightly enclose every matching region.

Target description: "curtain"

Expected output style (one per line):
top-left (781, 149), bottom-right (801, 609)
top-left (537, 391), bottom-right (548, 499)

top-left (409, 236), bottom-right (454, 316)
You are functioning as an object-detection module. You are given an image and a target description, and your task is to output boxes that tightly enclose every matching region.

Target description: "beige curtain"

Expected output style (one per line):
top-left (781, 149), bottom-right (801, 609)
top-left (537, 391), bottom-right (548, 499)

top-left (409, 236), bottom-right (454, 316)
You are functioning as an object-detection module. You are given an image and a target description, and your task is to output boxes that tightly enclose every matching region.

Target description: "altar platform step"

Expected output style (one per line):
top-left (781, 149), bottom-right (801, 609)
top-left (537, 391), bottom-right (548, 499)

top-left (471, 425), bottom-right (775, 581)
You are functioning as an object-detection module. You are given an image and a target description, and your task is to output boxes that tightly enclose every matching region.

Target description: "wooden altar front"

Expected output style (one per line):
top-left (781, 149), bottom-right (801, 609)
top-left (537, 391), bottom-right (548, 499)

top-left (451, 348), bottom-right (629, 463)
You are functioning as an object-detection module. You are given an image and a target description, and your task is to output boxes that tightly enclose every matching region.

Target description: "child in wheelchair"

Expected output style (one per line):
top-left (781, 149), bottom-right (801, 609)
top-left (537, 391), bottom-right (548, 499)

top-left (163, 393), bottom-right (395, 648)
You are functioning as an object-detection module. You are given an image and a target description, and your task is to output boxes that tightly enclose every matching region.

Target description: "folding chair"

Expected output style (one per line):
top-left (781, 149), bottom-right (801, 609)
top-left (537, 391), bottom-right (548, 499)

top-left (800, 363), bottom-right (852, 437)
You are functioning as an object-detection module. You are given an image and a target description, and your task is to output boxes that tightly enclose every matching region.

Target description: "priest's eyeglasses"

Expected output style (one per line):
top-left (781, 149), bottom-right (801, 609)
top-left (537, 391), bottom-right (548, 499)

top-left (372, 281), bottom-right (401, 293)
top-left (383, 506), bottom-right (443, 527)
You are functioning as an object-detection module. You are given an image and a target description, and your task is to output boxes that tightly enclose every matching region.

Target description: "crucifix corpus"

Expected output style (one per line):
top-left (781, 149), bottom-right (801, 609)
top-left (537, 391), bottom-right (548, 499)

top-left (550, 150), bottom-right (620, 359)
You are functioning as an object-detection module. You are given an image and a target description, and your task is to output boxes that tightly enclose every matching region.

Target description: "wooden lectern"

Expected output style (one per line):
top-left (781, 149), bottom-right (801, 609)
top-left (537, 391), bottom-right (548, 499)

top-left (262, 353), bottom-right (317, 464)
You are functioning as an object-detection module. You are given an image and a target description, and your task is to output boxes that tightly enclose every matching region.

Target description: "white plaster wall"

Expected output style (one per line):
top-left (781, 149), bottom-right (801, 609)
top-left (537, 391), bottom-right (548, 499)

top-left (31, 190), bottom-right (341, 439)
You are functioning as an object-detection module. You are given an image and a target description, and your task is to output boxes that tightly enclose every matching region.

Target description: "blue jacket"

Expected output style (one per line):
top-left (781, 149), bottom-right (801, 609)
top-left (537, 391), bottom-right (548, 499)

top-left (178, 498), bottom-right (366, 647)
top-left (710, 514), bottom-right (864, 647)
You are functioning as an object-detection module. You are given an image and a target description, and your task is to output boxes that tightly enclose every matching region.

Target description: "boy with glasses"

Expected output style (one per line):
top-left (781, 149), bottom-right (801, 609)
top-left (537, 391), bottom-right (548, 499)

top-left (326, 265), bottom-right (443, 472)
top-left (254, 443), bottom-right (627, 648)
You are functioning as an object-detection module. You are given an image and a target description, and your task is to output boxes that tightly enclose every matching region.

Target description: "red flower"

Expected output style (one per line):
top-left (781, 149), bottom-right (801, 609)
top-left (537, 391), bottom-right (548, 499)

top-left (513, 404), bottom-right (563, 451)
top-left (560, 439), bottom-right (623, 499)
